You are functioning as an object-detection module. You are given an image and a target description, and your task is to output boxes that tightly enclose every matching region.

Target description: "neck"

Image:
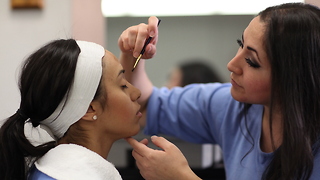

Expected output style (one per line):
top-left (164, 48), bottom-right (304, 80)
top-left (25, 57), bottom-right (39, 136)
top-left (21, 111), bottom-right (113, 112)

top-left (260, 105), bottom-right (283, 153)
top-left (82, 137), bottom-right (113, 159)
top-left (58, 124), bottom-right (114, 159)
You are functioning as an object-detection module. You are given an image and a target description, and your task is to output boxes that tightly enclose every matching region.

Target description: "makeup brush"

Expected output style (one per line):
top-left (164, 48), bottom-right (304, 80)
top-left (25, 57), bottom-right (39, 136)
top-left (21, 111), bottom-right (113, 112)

top-left (132, 19), bottom-right (161, 72)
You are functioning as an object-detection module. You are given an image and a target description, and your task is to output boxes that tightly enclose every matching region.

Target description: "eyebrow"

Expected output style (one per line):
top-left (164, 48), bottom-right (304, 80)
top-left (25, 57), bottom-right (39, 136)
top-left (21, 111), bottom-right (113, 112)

top-left (242, 34), bottom-right (261, 62)
top-left (118, 69), bottom-right (125, 77)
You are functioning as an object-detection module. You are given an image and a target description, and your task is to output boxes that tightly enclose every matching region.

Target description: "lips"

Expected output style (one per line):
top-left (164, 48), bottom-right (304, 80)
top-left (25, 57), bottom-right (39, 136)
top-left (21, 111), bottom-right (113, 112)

top-left (136, 105), bottom-right (142, 117)
top-left (136, 111), bottom-right (142, 117)
top-left (231, 78), bottom-right (241, 88)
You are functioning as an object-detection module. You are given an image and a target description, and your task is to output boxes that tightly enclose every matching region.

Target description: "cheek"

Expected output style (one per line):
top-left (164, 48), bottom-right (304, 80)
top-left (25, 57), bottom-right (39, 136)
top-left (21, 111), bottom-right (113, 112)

top-left (247, 74), bottom-right (269, 89)
top-left (245, 75), bottom-right (271, 103)
top-left (105, 96), bottom-right (140, 132)
top-left (103, 107), bottom-right (140, 138)
top-left (107, 96), bottom-right (134, 120)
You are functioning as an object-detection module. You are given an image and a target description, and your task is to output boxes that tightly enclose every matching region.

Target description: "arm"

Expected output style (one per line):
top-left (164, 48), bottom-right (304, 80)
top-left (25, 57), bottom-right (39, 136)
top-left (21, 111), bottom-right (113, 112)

top-left (118, 16), bottom-right (159, 126)
top-left (126, 136), bottom-right (202, 180)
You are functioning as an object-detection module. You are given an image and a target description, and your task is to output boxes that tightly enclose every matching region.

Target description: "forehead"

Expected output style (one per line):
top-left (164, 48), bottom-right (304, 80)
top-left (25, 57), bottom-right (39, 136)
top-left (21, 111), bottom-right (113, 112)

top-left (102, 50), bottom-right (122, 79)
top-left (244, 16), bottom-right (265, 43)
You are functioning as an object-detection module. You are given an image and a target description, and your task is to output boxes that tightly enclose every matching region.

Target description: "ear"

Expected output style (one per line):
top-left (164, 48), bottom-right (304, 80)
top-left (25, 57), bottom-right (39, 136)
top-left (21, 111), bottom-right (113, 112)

top-left (82, 101), bottom-right (101, 121)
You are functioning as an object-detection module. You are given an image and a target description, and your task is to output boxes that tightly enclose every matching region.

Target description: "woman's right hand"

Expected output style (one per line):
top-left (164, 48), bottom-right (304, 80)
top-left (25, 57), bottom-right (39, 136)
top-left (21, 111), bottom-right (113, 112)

top-left (126, 136), bottom-right (202, 180)
top-left (118, 16), bottom-right (159, 60)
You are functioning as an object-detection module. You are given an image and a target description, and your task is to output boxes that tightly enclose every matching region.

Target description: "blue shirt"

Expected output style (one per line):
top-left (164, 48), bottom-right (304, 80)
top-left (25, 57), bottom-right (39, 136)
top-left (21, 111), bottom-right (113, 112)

top-left (28, 166), bottom-right (55, 180)
top-left (144, 83), bottom-right (320, 179)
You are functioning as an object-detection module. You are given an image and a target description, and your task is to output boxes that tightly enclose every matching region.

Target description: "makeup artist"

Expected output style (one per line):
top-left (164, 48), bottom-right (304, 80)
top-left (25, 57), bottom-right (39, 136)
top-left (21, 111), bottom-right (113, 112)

top-left (119, 3), bottom-right (320, 180)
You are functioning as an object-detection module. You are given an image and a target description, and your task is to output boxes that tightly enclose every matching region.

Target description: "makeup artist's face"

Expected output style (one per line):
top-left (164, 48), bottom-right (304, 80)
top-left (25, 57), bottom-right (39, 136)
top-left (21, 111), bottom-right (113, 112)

top-left (97, 50), bottom-right (142, 140)
top-left (227, 16), bottom-right (271, 106)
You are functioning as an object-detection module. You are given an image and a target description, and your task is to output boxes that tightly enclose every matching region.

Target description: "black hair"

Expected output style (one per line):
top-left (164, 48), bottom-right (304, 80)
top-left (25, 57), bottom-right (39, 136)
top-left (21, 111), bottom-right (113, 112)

top-left (178, 60), bottom-right (222, 86)
top-left (257, 3), bottom-right (320, 179)
top-left (0, 39), bottom-right (82, 180)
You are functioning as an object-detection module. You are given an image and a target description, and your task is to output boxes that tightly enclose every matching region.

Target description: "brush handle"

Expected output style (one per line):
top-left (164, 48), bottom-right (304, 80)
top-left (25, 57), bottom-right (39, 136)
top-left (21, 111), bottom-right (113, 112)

top-left (140, 37), bottom-right (152, 55)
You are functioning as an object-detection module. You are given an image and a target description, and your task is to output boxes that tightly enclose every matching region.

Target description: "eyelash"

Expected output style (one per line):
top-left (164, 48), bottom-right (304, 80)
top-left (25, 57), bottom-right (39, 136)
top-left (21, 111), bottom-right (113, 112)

top-left (237, 39), bottom-right (243, 48)
top-left (121, 84), bottom-right (128, 89)
top-left (245, 58), bottom-right (260, 68)
top-left (236, 39), bottom-right (260, 68)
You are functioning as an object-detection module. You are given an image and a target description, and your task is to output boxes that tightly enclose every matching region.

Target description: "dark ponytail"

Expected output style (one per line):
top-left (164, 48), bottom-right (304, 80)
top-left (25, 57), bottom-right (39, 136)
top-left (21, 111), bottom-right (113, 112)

top-left (0, 39), bottom-right (80, 180)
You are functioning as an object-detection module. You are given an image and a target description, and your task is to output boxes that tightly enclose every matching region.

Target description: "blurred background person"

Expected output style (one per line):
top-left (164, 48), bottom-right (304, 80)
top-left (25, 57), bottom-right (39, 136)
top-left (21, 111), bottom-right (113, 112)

top-left (166, 59), bottom-right (222, 89)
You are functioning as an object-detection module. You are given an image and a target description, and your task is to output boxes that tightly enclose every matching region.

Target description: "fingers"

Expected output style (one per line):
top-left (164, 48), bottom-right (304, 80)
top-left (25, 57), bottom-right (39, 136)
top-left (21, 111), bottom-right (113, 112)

top-left (118, 25), bottom-right (140, 53)
top-left (148, 16), bottom-right (159, 38)
top-left (125, 137), bottom-right (143, 148)
top-left (125, 137), bottom-right (152, 166)
top-left (126, 136), bottom-right (195, 180)
top-left (133, 23), bottom-right (150, 58)
top-left (140, 138), bottom-right (149, 145)
top-left (125, 137), bottom-right (149, 156)
top-left (118, 16), bottom-right (159, 59)
top-left (150, 135), bottom-right (174, 151)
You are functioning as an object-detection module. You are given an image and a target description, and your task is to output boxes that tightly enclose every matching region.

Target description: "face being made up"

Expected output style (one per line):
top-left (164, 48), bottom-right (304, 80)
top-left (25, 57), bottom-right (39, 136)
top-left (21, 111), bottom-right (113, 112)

top-left (227, 16), bottom-right (271, 106)
top-left (95, 50), bottom-right (142, 140)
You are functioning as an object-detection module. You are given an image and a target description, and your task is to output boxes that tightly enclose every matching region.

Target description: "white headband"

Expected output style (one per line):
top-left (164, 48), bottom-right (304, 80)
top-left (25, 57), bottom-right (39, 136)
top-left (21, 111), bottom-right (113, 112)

top-left (41, 40), bottom-right (105, 139)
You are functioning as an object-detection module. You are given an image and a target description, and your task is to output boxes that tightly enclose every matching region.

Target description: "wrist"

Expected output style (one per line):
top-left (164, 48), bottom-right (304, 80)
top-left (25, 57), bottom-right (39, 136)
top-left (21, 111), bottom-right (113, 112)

top-left (183, 168), bottom-right (202, 180)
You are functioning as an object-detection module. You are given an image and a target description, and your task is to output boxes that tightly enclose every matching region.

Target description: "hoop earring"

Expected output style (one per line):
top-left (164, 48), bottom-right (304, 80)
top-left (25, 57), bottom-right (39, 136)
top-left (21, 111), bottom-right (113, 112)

top-left (93, 115), bottom-right (97, 120)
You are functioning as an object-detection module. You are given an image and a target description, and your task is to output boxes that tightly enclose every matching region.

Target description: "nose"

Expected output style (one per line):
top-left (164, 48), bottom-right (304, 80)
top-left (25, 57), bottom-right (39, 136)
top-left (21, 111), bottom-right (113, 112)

top-left (129, 83), bottom-right (141, 101)
top-left (227, 51), bottom-right (243, 75)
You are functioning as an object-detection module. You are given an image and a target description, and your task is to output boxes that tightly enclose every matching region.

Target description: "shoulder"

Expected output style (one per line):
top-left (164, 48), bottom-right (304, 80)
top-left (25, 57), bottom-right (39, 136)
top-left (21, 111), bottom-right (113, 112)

top-left (28, 166), bottom-right (55, 180)
top-left (34, 144), bottom-right (122, 180)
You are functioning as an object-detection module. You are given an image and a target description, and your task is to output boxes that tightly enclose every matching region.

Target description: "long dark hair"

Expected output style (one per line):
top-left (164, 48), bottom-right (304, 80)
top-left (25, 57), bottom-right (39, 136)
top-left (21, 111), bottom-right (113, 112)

top-left (258, 3), bottom-right (320, 179)
top-left (0, 39), bottom-right (80, 180)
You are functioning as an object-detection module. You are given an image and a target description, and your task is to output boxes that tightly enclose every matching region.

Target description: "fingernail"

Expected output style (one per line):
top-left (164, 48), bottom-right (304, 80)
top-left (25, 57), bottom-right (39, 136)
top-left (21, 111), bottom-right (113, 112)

top-left (133, 52), bottom-right (139, 58)
top-left (149, 31), bottom-right (155, 37)
top-left (151, 135), bottom-right (157, 140)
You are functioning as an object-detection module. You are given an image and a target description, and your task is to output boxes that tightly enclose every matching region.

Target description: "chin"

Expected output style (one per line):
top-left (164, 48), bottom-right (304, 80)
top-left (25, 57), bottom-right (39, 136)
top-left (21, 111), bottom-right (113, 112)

top-left (230, 90), bottom-right (247, 103)
top-left (128, 126), bottom-right (141, 137)
top-left (132, 128), bottom-right (141, 136)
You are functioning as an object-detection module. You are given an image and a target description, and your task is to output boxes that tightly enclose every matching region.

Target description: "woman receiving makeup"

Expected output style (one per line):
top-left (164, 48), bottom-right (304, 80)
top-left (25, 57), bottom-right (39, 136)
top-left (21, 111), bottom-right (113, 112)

top-left (0, 39), bottom-right (142, 180)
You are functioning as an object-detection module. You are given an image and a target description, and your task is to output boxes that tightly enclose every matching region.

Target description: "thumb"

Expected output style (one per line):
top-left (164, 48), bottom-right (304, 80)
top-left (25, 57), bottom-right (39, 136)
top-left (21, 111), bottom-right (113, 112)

top-left (150, 135), bottom-right (173, 151)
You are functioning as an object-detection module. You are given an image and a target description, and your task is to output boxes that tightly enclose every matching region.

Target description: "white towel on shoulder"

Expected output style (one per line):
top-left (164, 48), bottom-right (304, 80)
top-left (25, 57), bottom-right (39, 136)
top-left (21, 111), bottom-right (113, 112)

top-left (35, 144), bottom-right (122, 180)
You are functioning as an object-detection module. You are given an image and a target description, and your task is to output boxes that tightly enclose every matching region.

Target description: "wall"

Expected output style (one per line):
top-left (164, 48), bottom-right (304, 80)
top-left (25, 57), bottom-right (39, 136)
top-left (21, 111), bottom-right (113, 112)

top-left (71, 0), bottom-right (105, 46)
top-left (0, 0), bottom-right (105, 121)
top-left (306, 0), bottom-right (320, 7)
top-left (0, 0), bottom-right (72, 120)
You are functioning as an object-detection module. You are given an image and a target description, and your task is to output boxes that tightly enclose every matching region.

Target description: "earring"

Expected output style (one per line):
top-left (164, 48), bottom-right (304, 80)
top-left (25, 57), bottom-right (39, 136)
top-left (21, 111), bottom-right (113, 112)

top-left (93, 115), bottom-right (97, 120)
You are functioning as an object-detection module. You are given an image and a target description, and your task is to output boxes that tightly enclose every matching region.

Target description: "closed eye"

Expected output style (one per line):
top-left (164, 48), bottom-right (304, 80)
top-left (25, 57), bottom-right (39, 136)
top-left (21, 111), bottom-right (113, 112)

top-left (245, 58), bottom-right (260, 68)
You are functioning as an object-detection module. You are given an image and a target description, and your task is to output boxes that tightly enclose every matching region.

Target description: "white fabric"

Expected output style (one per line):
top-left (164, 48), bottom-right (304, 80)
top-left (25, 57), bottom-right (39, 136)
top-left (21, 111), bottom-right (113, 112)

top-left (24, 123), bottom-right (55, 146)
top-left (35, 144), bottom-right (122, 180)
top-left (41, 41), bottom-right (105, 139)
